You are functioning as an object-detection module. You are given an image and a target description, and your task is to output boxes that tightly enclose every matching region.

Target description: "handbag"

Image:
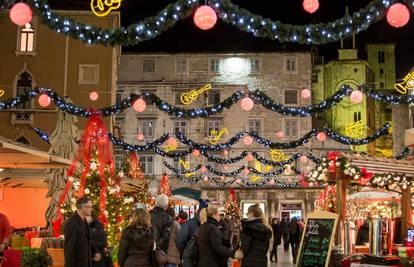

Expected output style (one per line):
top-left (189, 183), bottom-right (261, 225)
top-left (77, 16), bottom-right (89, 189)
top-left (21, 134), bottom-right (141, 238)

top-left (151, 242), bottom-right (168, 266)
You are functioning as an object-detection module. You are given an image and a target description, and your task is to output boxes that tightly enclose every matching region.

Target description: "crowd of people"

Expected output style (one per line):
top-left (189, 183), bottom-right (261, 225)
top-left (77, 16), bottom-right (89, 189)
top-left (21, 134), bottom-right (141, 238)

top-left (33, 194), bottom-right (305, 267)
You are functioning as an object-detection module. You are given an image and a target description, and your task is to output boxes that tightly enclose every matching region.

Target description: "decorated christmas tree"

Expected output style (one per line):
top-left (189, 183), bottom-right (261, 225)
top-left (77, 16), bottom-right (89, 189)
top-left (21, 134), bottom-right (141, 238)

top-left (315, 185), bottom-right (337, 212)
top-left (154, 173), bottom-right (174, 207)
top-left (223, 188), bottom-right (241, 219)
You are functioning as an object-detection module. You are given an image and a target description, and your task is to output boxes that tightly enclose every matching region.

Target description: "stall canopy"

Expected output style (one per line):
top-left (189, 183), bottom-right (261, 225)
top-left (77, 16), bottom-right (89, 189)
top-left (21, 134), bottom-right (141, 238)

top-left (172, 187), bottom-right (201, 201)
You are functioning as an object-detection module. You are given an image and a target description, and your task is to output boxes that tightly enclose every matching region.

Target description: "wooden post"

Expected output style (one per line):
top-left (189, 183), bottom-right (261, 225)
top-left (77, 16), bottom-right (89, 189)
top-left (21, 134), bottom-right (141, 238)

top-left (401, 187), bottom-right (412, 238)
top-left (335, 169), bottom-right (351, 251)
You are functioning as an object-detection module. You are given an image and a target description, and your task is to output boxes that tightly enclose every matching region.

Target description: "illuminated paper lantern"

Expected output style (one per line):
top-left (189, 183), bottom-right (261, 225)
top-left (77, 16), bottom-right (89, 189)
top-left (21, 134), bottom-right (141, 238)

top-left (317, 132), bottom-right (327, 141)
top-left (38, 94), bottom-right (51, 108)
top-left (387, 3), bottom-right (410, 28)
top-left (133, 98), bottom-right (146, 112)
top-left (200, 165), bottom-right (207, 173)
top-left (243, 136), bottom-right (253, 146)
top-left (193, 5), bottom-right (217, 30)
top-left (203, 176), bottom-right (209, 182)
top-left (246, 153), bottom-right (254, 162)
top-left (276, 131), bottom-right (284, 139)
top-left (192, 149), bottom-right (200, 157)
top-left (300, 155), bottom-right (308, 163)
top-left (350, 90), bottom-right (364, 104)
top-left (303, 0), bottom-right (319, 14)
top-left (301, 88), bottom-right (311, 99)
top-left (243, 168), bottom-right (250, 175)
top-left (240, 97), bottom-right (254, 111)
top-left (10, 3), bottom-right (32, 26)
top-left (137, 133), bottom-right (145, 141)
top-left (223, 149), bottom-right (229, 156)
top-left (89, 91), bottom-right (99, 101)
top-left (166, 137), bottom-right (177, 147)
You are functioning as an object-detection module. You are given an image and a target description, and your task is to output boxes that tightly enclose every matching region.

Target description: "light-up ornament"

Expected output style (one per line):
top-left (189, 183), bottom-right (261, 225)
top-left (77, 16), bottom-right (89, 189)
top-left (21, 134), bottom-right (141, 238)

top-left (276, 131), bottom-right (284, 139)
top-left (38, 94), bottom-right (51, 108)
top-left (300, 155), bottom-right (308, 163)
top-left (223, 149), bottom-right (229, 156)
top-left (166, 137), bottom-right (177, 147)
top-left (209, 128), bottom-right (228, 145)
top-left (193, 5), bottom-right (217, 30)
top-left (203, 176), bottom-right (209, 182)
top-left (91, 0), bottom-right (122, 17)
top-left (243, 168), bottom-right (250, 175)
top-left (243, 136), bottom-right (253, 146)
top-left (270, 149), bottom-right (286, 162)
top-left (89, 91), bottom-right (99, 101)
top-left (220, 176), bottom-right (225, 180)
top-left (246, 153), bottom-right (254, 162)
top-left (303, 0), bottom-right (319, 14)
top-left (9, 3), bottom-right (32, 26)
top-left (350, 90), bottom-right (364, 104)
top-left (137, 133), bottom-right (145, 141)
top-left (236, 179), bottom-right (242, 184)
top-left (0, 90), bottom-right (4, 97)
top-left (317, 132), bottom-right (327, 142)
top-left (133, 98), bottom-right (146, 112)
top-left (301, 88), bottom-right (311, 99)
top-left (223, 166), bottom-right (229, 170)
top-left (192, 149), bottom-right (200, 157)
top-left (394, 71), bottom-right (414, 94)
top-left (386, 3), bottom-right (410, 28)
top-left (240, 97), bottom-right (254, 111)
top-left (181, 84), bottom-right (211, 105)
top-left (200, 165), bottom-right (207, 173)
top-left (269, 179), bottom-right (275, 185)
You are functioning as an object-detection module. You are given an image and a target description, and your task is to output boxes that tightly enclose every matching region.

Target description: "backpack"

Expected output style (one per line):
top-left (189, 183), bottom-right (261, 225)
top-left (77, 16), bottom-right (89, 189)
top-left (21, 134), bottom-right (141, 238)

top-left (182, 231), bottom-right (199, 267)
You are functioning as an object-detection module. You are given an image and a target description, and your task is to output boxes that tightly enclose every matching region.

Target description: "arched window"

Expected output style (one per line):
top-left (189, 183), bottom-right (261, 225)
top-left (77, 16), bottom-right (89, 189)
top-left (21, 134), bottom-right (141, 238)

top-left (19, 23), bottom-right (34, 52)
top-left (16, 136), bottom-right (30, 145)
top-left (16, 71), bottom-right (33, 109)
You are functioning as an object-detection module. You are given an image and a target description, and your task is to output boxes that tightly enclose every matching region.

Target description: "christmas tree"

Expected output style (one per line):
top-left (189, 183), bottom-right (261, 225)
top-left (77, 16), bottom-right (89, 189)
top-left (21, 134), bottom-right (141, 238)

top-left (223, 188), bottom-right (241, 219)
top-left (156, 174), bottom-right (174, 207)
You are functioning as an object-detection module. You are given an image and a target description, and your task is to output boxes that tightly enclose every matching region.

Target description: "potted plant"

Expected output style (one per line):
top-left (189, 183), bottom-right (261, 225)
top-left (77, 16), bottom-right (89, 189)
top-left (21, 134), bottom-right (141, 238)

top-left (21, 248), bottom-right (53, 267)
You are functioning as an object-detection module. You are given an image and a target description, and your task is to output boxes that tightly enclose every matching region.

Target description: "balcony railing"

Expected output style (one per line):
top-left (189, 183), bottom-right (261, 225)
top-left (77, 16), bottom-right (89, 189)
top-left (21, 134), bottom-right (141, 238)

top-left (11, 111), bottom-right (34, 125)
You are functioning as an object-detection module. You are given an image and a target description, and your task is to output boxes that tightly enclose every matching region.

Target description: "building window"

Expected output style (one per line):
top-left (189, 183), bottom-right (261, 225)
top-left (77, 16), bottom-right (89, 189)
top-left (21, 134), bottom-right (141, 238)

top-left (139, 155), bottom-right (154, 175)
top-left (175, 58), bottom-right (187, 74)
top-left (143, 59), bottom-right (155, 73)
top-left (380, 82), bottom-right (385, 88)
top-left (114, 149), bottom-right (123, 169)
top-left (173, 120), bottom-right (189, 135)
top-left (285, 57), bottom-right (297, 73)
top-left (116, 90), bottom-right (124, 103)
top-left (284, 90), bottom-right (298, 105)
top-left (353, 111), bottom-right (361, 122)
top-left (19, 23), bottom-right (34, 52)
top-left (210, 58), bottom-right (220, 73)
top-left (284, 119), bottom-right (299, 138)
top-left (247, 119), bottom-right (262, 134)
top-left (138, 119), bottom-right (155, 139)
top-left (250, 58), bottom-right (261, 73)
top-left (378, 51), bottom-right (385, 63)
top-left (114, 116), bottom-right (125, 137)
top-left (79, 64), bottom-right (99, 85)
top-left (16, 71), bottom-right (33, 109)
top-left (207, 120), bottom-right (221, 136)
top-left (380, 69), bottom-right (384, 75)
top-left (207, 91), bottom-right (220, 105)
top-left (311, 74), bottom-right (318, 83)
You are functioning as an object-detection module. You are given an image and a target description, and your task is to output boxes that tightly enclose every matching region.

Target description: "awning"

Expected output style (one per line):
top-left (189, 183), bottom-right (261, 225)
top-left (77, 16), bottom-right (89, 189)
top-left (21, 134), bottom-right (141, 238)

top-left (172, 187), bottom-right (201, 200)
top-left (346, 153), bottom-right (414, 176)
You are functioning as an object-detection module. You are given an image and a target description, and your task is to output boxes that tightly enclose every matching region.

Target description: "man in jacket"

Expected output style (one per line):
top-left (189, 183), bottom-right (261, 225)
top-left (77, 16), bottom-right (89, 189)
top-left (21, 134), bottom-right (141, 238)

top-left (150, 194), bottom-right (172, 253)
top-left (64, 196), bottom-right (93, 267)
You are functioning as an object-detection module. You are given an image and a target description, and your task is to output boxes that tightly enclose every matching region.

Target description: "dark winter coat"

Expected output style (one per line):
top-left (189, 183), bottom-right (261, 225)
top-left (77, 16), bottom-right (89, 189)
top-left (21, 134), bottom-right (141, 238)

top-left (150, 206), bottom-right (172, 252)
top-left (288, 218), bottom-right (300, 243)
top-left (118, 226), bottom-right (154, 267)
top-left (89, 219), bottom-right (108, 267)
top-left (197, 217), bottom-right (233, 267)
top-left (240, 219), bottom-right (272, 267)
top-left (176, 215), bottom-right (200, 253)
top-left (64, 212), bottom-right (92, 267)
top-left (272, 222), bottom-right (282, 246)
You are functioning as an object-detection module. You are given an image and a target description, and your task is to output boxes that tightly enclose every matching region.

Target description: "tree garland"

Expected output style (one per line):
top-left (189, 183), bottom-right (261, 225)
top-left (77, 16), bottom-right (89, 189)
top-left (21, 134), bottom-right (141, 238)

top-left (29, 0), bottom-right (402, 46)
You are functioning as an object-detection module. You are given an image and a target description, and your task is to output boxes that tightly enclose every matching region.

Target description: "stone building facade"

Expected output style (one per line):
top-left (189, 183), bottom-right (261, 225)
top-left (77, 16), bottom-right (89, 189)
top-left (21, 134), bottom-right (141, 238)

top-left (116, 52), bottom-right (321, 218)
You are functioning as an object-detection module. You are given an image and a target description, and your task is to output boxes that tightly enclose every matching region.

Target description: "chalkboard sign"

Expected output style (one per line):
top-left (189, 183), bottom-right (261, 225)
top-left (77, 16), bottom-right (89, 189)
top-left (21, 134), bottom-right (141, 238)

top-left (296, 211), bottom-right (339, 267)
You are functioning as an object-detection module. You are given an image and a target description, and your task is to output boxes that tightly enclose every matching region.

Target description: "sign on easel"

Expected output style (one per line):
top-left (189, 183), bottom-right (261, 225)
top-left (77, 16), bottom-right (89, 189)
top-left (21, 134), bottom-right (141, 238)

top-left (296, 211), bottom-right (339, 267)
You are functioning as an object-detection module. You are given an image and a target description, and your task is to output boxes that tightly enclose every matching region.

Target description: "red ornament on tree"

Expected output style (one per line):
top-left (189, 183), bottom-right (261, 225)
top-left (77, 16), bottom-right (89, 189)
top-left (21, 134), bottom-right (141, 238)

top-left (193, 5), bottom-right (217, 30)
top-left (387, 3), bottom-right (410, 28)
top-left (9, 2), bottom-right (32, 26)
top-left (303, 0), bottom-right (319, 14)
top-left (159, 173), bottom-right (172, 197)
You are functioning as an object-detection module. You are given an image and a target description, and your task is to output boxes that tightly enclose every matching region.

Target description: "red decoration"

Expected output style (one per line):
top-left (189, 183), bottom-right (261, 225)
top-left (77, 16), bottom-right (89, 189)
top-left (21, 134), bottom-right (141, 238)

top-left (387, 3), bottom-right (410, 28)
top-left (240, 97), bottom-right (254, 111)
top-left (137, 133), bottom-right (145, 140)
top-left (38, 94), bottom-right (51, 108)
top-left (299, 155), bottom-right (308, 163)
top-left (193, 5), bottom-right (217, 30)
top-left (129, 152), bottom-right (144, 181)
top-left (166, 137), bottom-right (177, 147)
top-left (159, 173), bottom-right (172, 197)
top-left (327, 151), bottom-right (341, 179)
top-left (360, 167), bottom-right (374, 185)
top-left (9, 2), bottom-right (32, 26)
top-left (276, 131), bottom-right (284, 139)
top-left (301, 88), bottom-right (311, 99)
top-left (200, 165), bottom-right (207, 173)
top-left (203, 176), bottom-right (209, 182)
top-left (243, 168), bottom-right (250, 175)
top-left (246, 153), bottom-right (254, 162)
top-left (192, 149), bottom-right (200, 157)
top-left (133, 98), bottom-right (146, 112)
top-left (303, 0), bottom-right (319, 14)
top-left (89, 91), bottom-right (99, 101)
top-left (223, 149), bottom-right (229, 156)
top-left (350, 90), bottom-right (364, 104)
top-left (243, 136), bottom-right (253, 146)
top-left (317, 132), bottom-right (327, 141)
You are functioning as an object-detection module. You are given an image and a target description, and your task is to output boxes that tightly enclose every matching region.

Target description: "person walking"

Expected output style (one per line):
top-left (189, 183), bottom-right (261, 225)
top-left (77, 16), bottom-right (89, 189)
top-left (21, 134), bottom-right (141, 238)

top-left (197, 206), bottom-right (233, 267)
top-left (281, 217), bottom-right (290, 252)
top-left (118, 206), bottom-right (154, 267)
top-left (177, 211), bottom-right (188, 225)
top-left (288, 217), bottom-right (300, 264)
top-left (64, 196), bottom-right (93, 267)
top-left (86, 215), bottom-right (108, 267)
top-left (150, 194), bottom-right (172, 253)
top-left (166, 208), bottom-right (181, 267)
top-left (270, 218), bottom-right (282, 263)
top-left (237, 204), bottom-right (272, 267)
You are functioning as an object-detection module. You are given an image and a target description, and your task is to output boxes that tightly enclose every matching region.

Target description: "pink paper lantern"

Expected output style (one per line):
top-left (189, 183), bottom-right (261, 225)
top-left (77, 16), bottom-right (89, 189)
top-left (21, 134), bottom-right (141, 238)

top-left (203, 176), bottom-right (209, 182)
top-left (269, 179), bottom-right (275, 185)
top-left (300, 155), bottom-right (308, 163)
top-left (193, 5), bottom-right (217, 30)
top-left (133, 98), bottom-right (146, 112)
top-left (303, 0), bottom-right (319, 14)
top-left (243, 136), bottom-right (253, 146)
top-left (89, 91), bottom-right (99, 101)
top-left (223, 149), bottom-right (229, 156)
top-left (9, 3), bottom-right (32, 26)
top-left (387, 3), bottom-right (410, 28)
top-left (246, 153), bottom-right (254, 162)
top-left (236, 179), bottom-right (242, 184)
top-left (223, 165), bottom-right (229, 170)
top-left (137, 133), bottom-right (145, 141)
top-left (317, 132), bottom-right (327, 142)
top-left (350, 90), bottom-right (364, 104)
top-left (243, 168), bottom-right (250, 175)
top-left (301, 88), bottom-right (311, 99)
top-left (166, 137), bottom-right (177, 147)
top-left (220, 176), bottom-right (225, 180)
top-left (240, 97), bottom-right (254, 111)
top-left (200, 165), bottom-right (207, 173)
top-left (38, 94), bottom-right (51, 108)
top-left (276, 131), bottom-right (284, 139)
top-left (192, 149), bottom-right (200, 157)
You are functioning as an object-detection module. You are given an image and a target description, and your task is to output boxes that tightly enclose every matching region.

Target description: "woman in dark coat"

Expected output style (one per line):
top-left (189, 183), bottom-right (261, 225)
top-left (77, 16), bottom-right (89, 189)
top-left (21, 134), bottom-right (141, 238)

top-left (197, 206), bottom-right (233, 267)
top-left (87, 215), bottom-right (108, 267)
top-left (118, 207), bottom-right (154, 267)
top-left (270, 218), bottom-right (282, 263)
top-left (239, 204), bottom-right (272, 267)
